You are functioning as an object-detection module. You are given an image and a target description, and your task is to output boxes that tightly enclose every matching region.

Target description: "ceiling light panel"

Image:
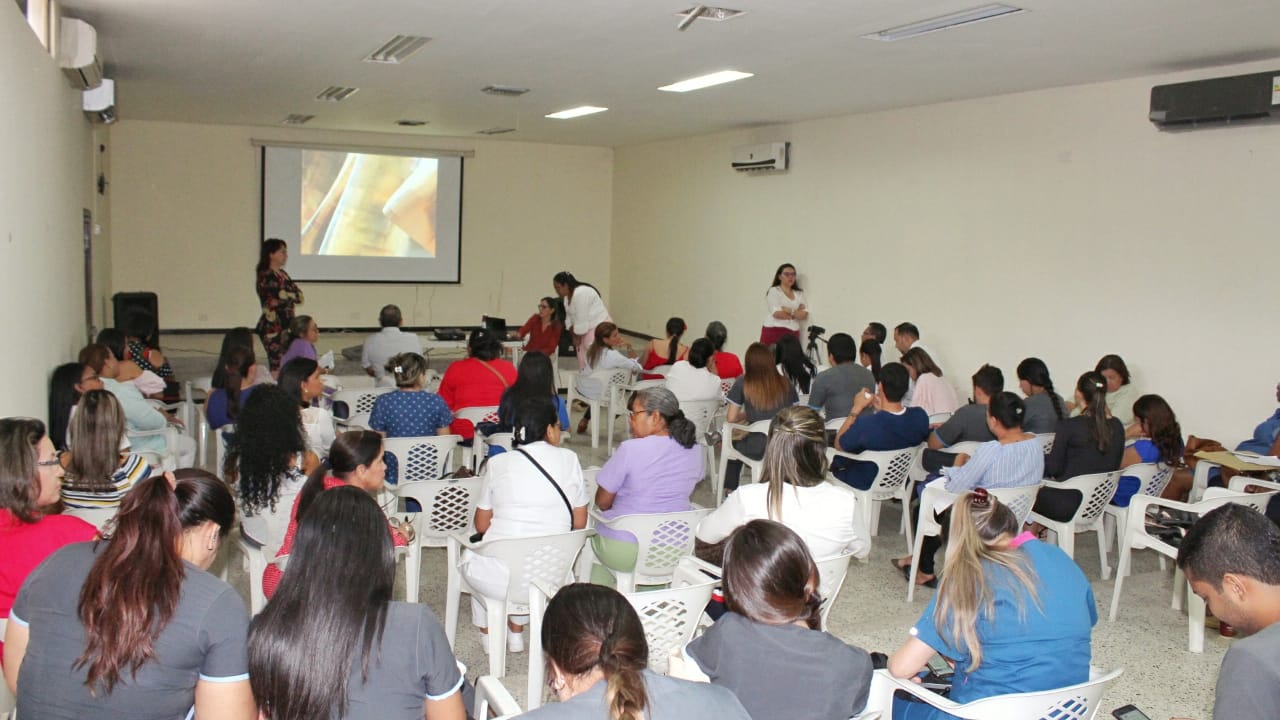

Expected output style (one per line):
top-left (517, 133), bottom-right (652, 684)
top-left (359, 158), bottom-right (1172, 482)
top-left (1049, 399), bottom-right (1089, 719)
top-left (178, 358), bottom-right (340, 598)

top-left (364, 35), bottom-right (431, 64)
top-left (315, 86), bottom-right (359, 102)
top-left (674, 6), bottom-right (746, 23)
top-left (862, 4), bottom-right (1024, 42)
top-left (545, 106), bottom-right (608, 119)
top-left (658, 70), bottom-right (753, 93)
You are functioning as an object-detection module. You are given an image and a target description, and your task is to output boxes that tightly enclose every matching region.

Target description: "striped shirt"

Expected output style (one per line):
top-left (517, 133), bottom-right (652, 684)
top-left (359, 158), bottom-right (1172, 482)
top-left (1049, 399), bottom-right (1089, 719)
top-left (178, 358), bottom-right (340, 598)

top-left (941, 437), bottom-right (1043, 493)
top-left (61, 453), bottom-right (153, 509)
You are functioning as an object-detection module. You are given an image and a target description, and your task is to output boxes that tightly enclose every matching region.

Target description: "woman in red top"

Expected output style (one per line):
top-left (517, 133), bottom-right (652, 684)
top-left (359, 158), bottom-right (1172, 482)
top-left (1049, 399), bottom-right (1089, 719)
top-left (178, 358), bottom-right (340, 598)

top-left (263, 430), bottom-right (407, 598)
top-left (706, 320), bottom-right (743, 379)
top-left (639, 317), bottom-right (689, 380)
top-left (517, 297), bottom-right (564, 356)
top-left (0, 418), bottom-right (97, 650)
top-left (437, 329), bottom-right (518, 440)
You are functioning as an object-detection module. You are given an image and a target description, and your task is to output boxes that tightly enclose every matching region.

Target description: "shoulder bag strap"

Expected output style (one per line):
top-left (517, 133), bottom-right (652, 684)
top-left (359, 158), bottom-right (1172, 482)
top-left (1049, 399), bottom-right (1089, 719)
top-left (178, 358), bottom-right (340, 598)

top-left (477, 359), bottom-right (511, 388)
top-left (514, 447), bottom-right (574, 528)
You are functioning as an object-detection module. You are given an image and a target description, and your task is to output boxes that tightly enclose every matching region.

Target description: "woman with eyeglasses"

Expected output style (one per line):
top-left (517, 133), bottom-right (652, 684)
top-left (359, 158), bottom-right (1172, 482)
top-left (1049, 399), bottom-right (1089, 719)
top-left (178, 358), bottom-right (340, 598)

top-left (760, 263), bottom-right (808, 345)
top-left (887, 489), bottom-right (1095, 720)
top-left (518, 296), bottom-right (564, 356)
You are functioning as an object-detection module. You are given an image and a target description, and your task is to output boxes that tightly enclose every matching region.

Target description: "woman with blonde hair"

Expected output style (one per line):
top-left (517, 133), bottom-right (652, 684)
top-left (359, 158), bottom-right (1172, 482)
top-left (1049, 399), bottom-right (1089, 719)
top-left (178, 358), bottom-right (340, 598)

top-left (721, 342), bottom-right (797, 493)
top-left (887, 489), bottom-right (1095, 719)
top-left (697, 406), bottom-right (867, 561)
top-left (61, 389), bottom-right (153, 510)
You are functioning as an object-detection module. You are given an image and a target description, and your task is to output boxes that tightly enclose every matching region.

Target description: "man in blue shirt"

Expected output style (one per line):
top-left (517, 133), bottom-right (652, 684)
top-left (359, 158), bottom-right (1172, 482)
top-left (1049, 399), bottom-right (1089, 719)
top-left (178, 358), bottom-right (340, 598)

top-left (830, 362), bottom-right (930, 490)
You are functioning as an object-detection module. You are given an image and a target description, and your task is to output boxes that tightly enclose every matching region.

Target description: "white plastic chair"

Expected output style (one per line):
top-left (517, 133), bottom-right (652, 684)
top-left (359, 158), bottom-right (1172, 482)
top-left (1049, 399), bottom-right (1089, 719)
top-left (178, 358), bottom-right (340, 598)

top-left (606, 378), bottom-right (665, 454)
top-left (863, 666), bottom-right (1123, 720)
top-left (826, 444), bottom-right (920, 546)
top-left (382, 435), bottom-right (461, 484)
top-left (906, 441), bottom-right (980, 485)
top-left (239, 532), bottom-right (273, 614)
top-left (678, 398), bottom-right (721, 483)
top-left (213, 424), bottom-right (235, 478)
top-left (714, 418), bottom-right (772, 505)
top-left (1028, 471), bottom-right (1121, 579)
top-left (395, 476), bottom-right (483, 602)
top-left (455, 405), bottom-right (500, 470)
top-left (328, 373), bottom-right (375, 390)
top-left (1036, 433), bottom-right (1056, 455)
top-left (1102, 462), bottom-right (1174, 557)
top-left (566, 367), bottom-right (634, 448)
top-left (473, 675), bottom-right (522, 720)
top-left (907, 482), bottom-right (1042, 602)
top-left (927, 412), bottom-right (952, 426)
top-left (63, 505), bottom-right (117, 532)
top-left (814, 550), bottom-right (857, 630)
top-left (1109, 489), bottom-right (1276, 652)
top-left (583, 507), bottom-right (712, 592)
top-left (332, 387), bottom-right (392, 426)
top-left (190, 376), bottom-right (213, 467)
top-left (444, 529), bottom-right (591, 677)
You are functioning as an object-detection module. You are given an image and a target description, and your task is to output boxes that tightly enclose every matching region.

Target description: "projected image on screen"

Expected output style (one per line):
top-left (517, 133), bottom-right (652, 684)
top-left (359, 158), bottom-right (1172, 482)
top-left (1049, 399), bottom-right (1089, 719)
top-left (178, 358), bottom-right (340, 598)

top-left (300, 151), bottom-right (439, 258)
top-left (262, 145), bottom-right (464, 283)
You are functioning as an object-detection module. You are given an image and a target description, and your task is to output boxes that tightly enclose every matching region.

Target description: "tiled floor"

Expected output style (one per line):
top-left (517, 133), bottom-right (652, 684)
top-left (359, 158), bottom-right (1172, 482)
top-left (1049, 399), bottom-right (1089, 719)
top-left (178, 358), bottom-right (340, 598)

top-left (174, 336), bottom-right (1220, 719)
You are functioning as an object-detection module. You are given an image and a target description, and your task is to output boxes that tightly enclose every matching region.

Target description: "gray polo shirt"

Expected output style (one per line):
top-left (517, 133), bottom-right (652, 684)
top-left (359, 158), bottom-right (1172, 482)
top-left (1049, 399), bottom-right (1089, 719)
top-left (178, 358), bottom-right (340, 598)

top-left (520, 668), bottom-right (751, 720)
top-left (1213, 621), bottom-right (1280, 719)
top-left (808, 362), bottom-right (876, 420)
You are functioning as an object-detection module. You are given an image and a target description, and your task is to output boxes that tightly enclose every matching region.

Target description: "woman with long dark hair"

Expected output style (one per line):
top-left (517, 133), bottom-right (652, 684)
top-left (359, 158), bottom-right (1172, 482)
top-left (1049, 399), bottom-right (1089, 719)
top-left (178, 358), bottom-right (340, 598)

top-left (213, 326), bottom-right (272, 387)
top-left (521, 583), bottom-right (750, 719)
top-left (61, 390), bottom-right (153, 510)
top-left (4, 470), bottom-right (253, 719)
top-left (1031, 371), bottom-right (1125, 524)
top-left (1015, 357), bottom-right (1066, 434)
top-left (255, 238), bottom-right (304, 372)
top-left (773, 334), bottom-right (815, 396)
top-left (684, 520), bottom-right (873, 720)
top-left (278, 357), bottom-right (335, 460)
top-left (760, 263), bottom-right (808, 345)
top-left (887, 490), bottom-right (1095, 720)
top-left (721, 343), bottom-right (797, 493)
top-left (704, 320), bottom-right (742, 380)
top-left (639, 317), bottom-right (689, 379)
top-left (553, 271), bottom-right (611, 370)
top-left (48, 362), bottom-right (103, 452)
top-left (496, 351), bottom-right (569, 434)
top-left (207, 346), bottom-right (259, 431)
top-left (249, 487), bottom-right (465, 720)
top-left (1112, 394), bottom-right (1183, 507)
top-left (859, 339), bottom-right (882, 383)
top-left (225, 384), bottom-right (311, 552)
top-left (517, 296), bottom-right (565, 356)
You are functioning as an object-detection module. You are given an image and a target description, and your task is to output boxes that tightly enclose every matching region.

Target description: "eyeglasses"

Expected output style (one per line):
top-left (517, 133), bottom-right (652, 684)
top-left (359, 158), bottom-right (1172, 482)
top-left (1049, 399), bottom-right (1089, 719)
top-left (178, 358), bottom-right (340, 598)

top-left (780, 271), bottom-right (796, 277)
top-left (538, 304), bottom-right (550, 310)
top-left (37, 459), bottom-right (61, 468)
top-left (628, 409), bottom-right (649, 417)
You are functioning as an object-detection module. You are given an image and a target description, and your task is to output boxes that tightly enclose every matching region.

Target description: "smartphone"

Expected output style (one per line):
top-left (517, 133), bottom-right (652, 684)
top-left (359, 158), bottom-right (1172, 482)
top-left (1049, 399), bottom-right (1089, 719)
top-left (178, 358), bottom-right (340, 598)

top-left (1112, 705), bottom-right (1152, 720)
top-left (925, 654), bottom-right (952, 677)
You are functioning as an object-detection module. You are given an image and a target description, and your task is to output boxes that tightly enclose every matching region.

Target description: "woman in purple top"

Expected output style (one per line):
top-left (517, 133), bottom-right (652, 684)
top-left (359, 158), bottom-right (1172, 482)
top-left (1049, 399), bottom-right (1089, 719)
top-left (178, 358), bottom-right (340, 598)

top-left (590, 387), bottom-right (703, 581)
top-left (277, 315), bottom-right (319, 371)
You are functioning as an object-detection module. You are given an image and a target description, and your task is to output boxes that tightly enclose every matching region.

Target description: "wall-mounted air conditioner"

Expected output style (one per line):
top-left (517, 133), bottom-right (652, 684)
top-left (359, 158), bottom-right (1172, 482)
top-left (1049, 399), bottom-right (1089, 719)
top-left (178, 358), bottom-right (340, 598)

top-left (59, 18), bottom-right (104, 90)
top-left (731, 142), bottom-right (789, 172)
top-left (84, 79), bottom-right (116, 124)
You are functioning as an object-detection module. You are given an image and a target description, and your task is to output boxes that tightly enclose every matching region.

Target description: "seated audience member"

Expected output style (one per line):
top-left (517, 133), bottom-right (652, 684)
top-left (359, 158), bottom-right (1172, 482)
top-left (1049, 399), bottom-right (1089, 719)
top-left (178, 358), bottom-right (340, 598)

top-left (520, 583), bottom-right (751, 720)
top-left (264, 430), bottom-right (408, 599)
top-left (279, 357), bottom-right (336, 461)
top-left (461, 397), bottom-right (587, 652)
top-left (121, 309), bottom-right (174, 380)
top-left (206, 346), bottom-right (258, 430)
top-left (248, 487), bottom-right (465, 720)
top-left (683, 520), bottom-right (873, 720)
top-left (1015, 357), bottom-right (1066, 434)
top-left (829, 363), bottom-right (930, 491)
top-left (861, 322), bottom-right (887, 346)
top-left (859, 339), bottom-right (882, 382)
top-left (225, 384), bottom-right (312, 551)
top-left (362, 304), bottom-right (424, 387)
top-left (893, 322), bottom-right (934, 404)
top-left (722, 343), bottom-right (799, 493)
top-left (1176, 504), bottom-right (1280, 720)
top-left (808, 332), bottom-right (875, 422)
top-left (81, 343), bottom-right (194, 466)
top-left (665, 338), bottom-right (723, 403)
top-left (699, 406), bottom-right (868, 561)
top-left (4, 471), bottom-right (254, 720)
top-left (496, 351), bottom-right (569, 436)
top-left (60, 390), bottom-right (152, 510)
top-left (901, 347), bottom-right (960, 420)
top-left (438, 328), bottom-right (518, 440)
top-left (921, 364), bottom-right (1004, 474)
top-left (212, 326), bottom-right (272, 387)
top-left (517, 296), bottom-right (565, 357)
top-left (1233, 380), bottom-right (1280, 455)
top-left (1073, 353), bottom-right (1136, 425)
top-left (893, 392), bottom-right (1043, 587)
top-left (369, 353), bottom-right (453, 486)
top-left (774, 334), bottom-right (815, 396)
top-left (640, 317), bottom-right (689, 379)
top-left (48, 362), bottom-right (103, 452)
top-left (97, 327), bottom-right (166, 397)
top-left (705, 320), bottom-right (743, 380)
top-left (887, 489), bottom-right (1095, 720)
top-left (1112, 394), bottom-right (1183, 507)
top-left (573, 322), bottom-right (642, 434)
top-left (278, 314), bottom-right (320, 370)
top-left (0, 418), bottom-right (97, 644)
top-left (1031, 371), bottom-right (1125, 523)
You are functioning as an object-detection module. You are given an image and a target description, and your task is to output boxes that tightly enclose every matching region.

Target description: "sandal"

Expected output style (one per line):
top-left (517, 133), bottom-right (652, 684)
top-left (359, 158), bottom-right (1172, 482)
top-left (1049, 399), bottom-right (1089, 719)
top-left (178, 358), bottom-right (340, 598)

top-left (901, 564), bottom-right (938, 588)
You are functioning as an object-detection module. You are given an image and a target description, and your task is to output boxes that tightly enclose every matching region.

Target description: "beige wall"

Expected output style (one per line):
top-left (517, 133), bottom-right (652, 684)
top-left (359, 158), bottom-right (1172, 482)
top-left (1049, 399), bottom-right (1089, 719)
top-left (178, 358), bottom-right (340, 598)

top-left (107, 120), bottom-right (613, 330)
top-left (0, 5), bottom-right (94, 419)
top-left (611, 58), bottom-right (1280, 442)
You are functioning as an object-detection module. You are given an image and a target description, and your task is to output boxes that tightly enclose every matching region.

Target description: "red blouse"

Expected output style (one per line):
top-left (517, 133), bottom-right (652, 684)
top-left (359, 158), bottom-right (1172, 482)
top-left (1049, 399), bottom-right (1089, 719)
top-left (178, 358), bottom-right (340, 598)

top-left (437, 358), bottom-right (519, 439)
top-left (518, 314), bottom-right (563, 356)
top-left (714, 351), bottom-right (744, 379)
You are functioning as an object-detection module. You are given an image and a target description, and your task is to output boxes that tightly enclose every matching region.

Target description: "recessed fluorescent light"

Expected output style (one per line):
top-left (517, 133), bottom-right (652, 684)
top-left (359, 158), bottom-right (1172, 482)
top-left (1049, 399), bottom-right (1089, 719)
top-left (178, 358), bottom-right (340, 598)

top-left (545, 106), bottom-right (608, 119)
top-left (364, 35), bottom-right (431, 64)
top-left (862, 4), bottom-right (1024, 42)
top-left (315, 85), bottom-right (359, 102)
top-left (658, 70), bottom-right (753, 93)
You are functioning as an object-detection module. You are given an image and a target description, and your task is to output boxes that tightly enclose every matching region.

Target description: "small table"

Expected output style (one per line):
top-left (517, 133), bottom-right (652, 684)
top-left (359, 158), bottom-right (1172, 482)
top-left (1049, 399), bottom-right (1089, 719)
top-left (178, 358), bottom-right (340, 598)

top-left (1191, 450), bottom-right (1277, 502)
top-left (420, 337), bottom-right (525, 368)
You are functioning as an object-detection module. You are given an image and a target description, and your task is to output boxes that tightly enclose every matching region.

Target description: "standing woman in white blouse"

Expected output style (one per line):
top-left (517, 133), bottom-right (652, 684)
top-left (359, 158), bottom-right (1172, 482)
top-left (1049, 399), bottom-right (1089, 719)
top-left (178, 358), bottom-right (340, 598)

top-left (553, 271), bottom-right (612, 370)
top-left (760, 263), bottom-right (808, 345)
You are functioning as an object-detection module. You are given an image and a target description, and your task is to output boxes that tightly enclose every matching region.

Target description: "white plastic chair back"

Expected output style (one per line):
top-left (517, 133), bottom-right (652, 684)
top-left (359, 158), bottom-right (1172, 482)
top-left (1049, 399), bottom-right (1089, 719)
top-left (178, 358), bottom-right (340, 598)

top-left (714, 418), bottom-right (773, 504)
top-left (1029, 472), bottom-right (1120, 578)
top-left (239, 533), bottom-right (272, 614)
top-left (473, 675), bottom-right (522, 720)
top-left (395, 477), bottom-right (483, 546)
top-left (990, 483), bottom-right (1042, 526)
top-left (824, 415), bottom-right (848, 432)
top-left (0, 618), bottom-right (13, 716)
top-left (582, 466), bottom-right (601, 502)
top-left (607, 378), bottom-right (666, 454)
top-left (590, 507), bottom-right (712, 591)
top-left (624, 560), bottom-right (716, 674)
top-left (214, 424), bottom-right (235, 477)
top-left (1036, 433), bottom-right (1056, 455)
top-left (680, 398), bottom-right (722, 483)
top-left (718, 376), bottom-right (736, 397)
top-left (332, 387), bottom-right (392, 418)
top-left (382, 435), bottom-right (461, 484)
top-left (340, 412), bottom-right (372, 430)
top-left (828, 445), bottom-right (920, 542)
top-left (927, 412), bottom-right (952, 425)
top-left (484, 432), bottom-right (514, 456)
top-left (64, 505), bottom-right (117, 532)
top-left (864, 666), bottom-right (1122, 720)
top-left (455, 405), bottom-right (500, 426)
top-left (455, 405), bottom-right (501, 468)
top-left (815, 551), bottom-right (856, 630)
top-left (570, 367), bottom-right (635, 448)
top-left (329, 374), bottom-right (375, 390)
top-left (1103, 462), bottom-right (1175, 556)
top-left (907, 440), bottom-right (980, 485)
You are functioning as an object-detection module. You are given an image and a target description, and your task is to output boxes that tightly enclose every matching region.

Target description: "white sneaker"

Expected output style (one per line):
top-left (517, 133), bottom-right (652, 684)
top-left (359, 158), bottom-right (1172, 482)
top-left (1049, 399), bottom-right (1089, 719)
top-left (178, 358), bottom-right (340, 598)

top-left (507, 628), bottom-right (525, 653)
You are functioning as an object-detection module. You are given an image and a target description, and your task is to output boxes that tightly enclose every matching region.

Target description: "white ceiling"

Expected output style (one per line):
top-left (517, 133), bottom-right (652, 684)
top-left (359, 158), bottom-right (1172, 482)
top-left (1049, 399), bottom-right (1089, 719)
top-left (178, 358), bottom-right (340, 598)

top-left (59, 0), bottom-right (1280, 147)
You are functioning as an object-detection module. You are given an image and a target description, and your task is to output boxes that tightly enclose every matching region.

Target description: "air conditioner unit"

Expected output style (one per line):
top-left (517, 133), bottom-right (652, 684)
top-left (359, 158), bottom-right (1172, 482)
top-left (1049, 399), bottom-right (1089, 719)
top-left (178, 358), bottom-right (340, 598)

top-left (731, 142), bottom-right (789, 172)
top-left (83, 79), bottom-right (116, 124)
top-left (58, 18), bottom-right (104, 90)
top-left (1149, 70), bottom-right (1280, 129)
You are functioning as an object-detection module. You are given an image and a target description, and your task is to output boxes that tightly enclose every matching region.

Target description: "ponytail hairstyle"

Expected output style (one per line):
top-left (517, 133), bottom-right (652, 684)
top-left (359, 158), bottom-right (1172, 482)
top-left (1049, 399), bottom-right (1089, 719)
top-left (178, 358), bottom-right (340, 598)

top-left (287, 315), bottom-right (314, 344)
top-left (986, 392), bottom-right (1026, 432)
top-left (704, 321), bottom-right (729, 351)
top-left (77, 470), bottom-right (234, 694)
top-left (663, 317), bottom-right (686, 364)
top-left (742, 342), bottom-right (790, 410)
top-left (629, 387), bottom-right (696, 448)
top-left (552, 271), bottom-right (581, 291)
top-left (935, 489), bottom-right (1040, 672)
top-left (760, 406), bottom-right (828, 521)
top-left (217, 345), bottom-right (256, 420)
top-left (384, 352), bottom-right (428, 389)
top-left (1132, 394), bottom-right (1183, 466)
top-left (859, 340), bottom-right (882, 382)
top-left (278, 357), bottom-right (319, 408)
top-left (1076, 371), bottom-right (1113, 453)
top-left (773, 335), bottom-right (814, 394)
top-left (543, 296), bottom-right (566, 326)
top-left (49, 362), bottom-right (89, 452)
top-left (297, 430), bottom-right (383, 521)
top-left (542, 583), bottom-right (649, 720)
top-left (1016, 357), bottom-right (1065, 420)
top-left (722, 520), bottom-right (823, 630)
top-left (511, 396), bottom-right (558, 448)
top-left (227, 384), bottom-right (306, 512)
top-left (0, 418), bottom-right (50, 523)
top-left (249, 486), bottom-right (394, 720)
top-left (65, 390), bottom-right (127, 493)
top-left (586, 322), bottom-right (619, 369)
top-left (258, 238), bottom-right (287, 273)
